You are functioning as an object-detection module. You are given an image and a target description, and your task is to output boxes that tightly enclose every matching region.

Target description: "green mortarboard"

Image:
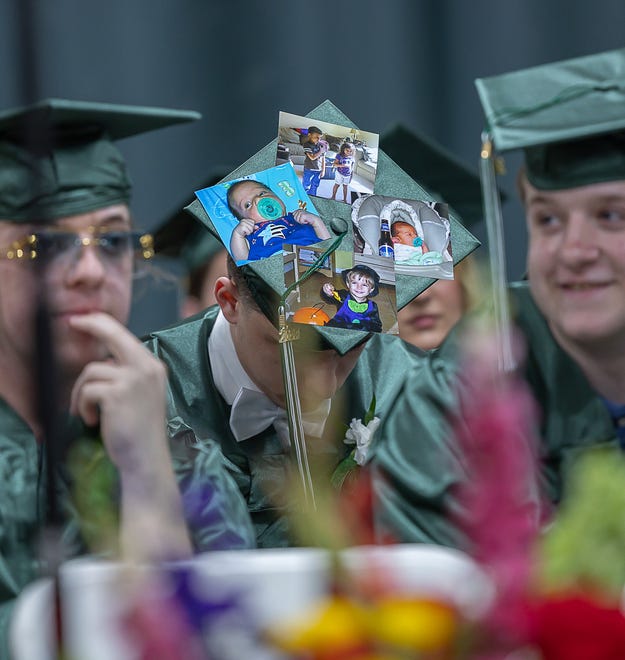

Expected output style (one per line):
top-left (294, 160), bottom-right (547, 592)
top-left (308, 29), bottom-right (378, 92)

top-left (153, 169), bottom-right (231, 273)
top-left (185, 100), bottom-right (480, 355)
top-left (0, 98), bottom-right (200, 222)
top-left (380, 123), bottom-right (493, 227)
top-left (475, 48), bottom-right (625, 190)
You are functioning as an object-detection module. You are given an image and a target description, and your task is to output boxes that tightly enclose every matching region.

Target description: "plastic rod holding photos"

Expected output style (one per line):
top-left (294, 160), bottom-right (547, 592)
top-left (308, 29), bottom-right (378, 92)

top-left (278, 231), bottom-right (346, 511)
top-left (479, 132), bottom-right (516, 373)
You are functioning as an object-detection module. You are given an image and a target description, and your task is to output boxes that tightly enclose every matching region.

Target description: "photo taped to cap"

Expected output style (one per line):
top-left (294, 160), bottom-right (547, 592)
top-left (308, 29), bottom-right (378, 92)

top-left (276, 111), bottom-right (379, 205)
top-left (283, 244), bottom-right (398, 335)
top-left (195, 163), bottom-right (328, 266)
top-left (351, 194), bottom-right (454, 282)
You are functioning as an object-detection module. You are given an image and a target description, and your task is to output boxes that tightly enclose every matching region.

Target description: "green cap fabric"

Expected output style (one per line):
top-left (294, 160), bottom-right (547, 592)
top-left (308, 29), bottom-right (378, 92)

top-left (475, 48), bottom-right (625, 190)
top-left (380, 123), bottom-right (493, 227)
top-left (153, 169), bottom-right (231, 273)
top-left (185, 100), bottom-right (480, 355)
top-left (0, 98), bottom-right (200, 222)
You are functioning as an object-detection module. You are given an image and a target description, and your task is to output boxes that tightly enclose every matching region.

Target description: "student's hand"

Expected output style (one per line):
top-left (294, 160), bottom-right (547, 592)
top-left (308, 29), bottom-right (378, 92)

top-left (322, 283), bottom-right (335, 296)
top-left (232, 218), bottom-right (256, 238)
top-left (69, 312), bottom-right (169, 472)
top-left (69, 312), bottom-right (192, 559)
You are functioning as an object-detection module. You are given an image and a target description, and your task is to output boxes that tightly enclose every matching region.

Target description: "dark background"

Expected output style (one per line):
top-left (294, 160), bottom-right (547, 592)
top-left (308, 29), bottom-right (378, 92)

top-left (2, 0), bottom-right (624, 334)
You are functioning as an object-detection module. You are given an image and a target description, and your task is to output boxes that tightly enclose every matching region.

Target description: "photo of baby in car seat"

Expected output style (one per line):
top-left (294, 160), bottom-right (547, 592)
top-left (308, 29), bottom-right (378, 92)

top-left (351, 194), bottom-right (453, 279)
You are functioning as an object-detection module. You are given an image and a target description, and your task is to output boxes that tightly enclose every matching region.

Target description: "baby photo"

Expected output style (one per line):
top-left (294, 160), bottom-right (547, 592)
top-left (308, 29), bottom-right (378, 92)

top-left (351, 194), bottom-right (454, 280)
top-left (283, 245), bottom-right (397, 335)
top-left (195, 163), bottom-right (330, 266)
top-left (276, 111), bottom-right (379, 205)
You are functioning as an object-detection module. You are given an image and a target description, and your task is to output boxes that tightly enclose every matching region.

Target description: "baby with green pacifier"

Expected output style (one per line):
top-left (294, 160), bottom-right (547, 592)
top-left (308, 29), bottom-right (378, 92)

top-left (227, 179), bottom-right (330, 263)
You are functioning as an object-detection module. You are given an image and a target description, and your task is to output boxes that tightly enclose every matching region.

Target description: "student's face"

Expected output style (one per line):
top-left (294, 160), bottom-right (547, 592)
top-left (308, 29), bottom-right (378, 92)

top-left (347, 273), bottom-right (374, 303)
top-left (230, 297), bottom-right (366, 412)
top-left (230, 181), bottom-right (286, 224)
top-left (392, 223), bottom-right (417, 246)
top-left (0, 204), bottom-right (134, 380)
top-left (524, 177), bottom-right (625, 351)
top-left (398, 278), bottom-right (465, 351)
top-left (308, 133), bottom-right (321, 145)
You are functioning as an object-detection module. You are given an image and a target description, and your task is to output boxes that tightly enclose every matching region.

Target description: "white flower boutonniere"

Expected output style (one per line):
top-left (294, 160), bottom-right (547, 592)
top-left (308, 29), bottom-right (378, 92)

top-left (331, 396), bottom-right (379, 490)
top-left (344, 416), bottom-right (381, 466)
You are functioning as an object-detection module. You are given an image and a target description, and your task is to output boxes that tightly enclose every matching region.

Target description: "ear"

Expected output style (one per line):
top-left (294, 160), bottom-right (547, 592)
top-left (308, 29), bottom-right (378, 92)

top-left (214, 276), bottom-right (240, 323)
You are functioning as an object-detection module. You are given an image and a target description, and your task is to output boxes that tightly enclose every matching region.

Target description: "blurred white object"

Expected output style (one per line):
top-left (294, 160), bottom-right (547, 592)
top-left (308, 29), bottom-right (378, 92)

top-left (11, 544), bottom-right (492, 659)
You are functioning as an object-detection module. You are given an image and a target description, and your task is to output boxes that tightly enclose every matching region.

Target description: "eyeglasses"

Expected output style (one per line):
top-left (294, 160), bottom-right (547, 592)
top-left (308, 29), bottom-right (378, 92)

top-left (0, 228), bottom-right (154, 266)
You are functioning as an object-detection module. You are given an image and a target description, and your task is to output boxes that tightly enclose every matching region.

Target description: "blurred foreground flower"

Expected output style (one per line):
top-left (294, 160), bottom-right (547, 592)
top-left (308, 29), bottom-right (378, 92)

top-left (268, 592), bottom-right (459, 659)
top-left (451, 327), bottom-right (543, 655)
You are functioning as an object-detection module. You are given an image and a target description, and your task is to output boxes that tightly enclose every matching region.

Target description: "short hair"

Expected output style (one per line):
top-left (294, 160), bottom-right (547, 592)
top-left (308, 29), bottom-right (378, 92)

top-left (226, 179), bottom-right (273, 220)
top-left (346, 269), bottom-right (374, 287)
top-left (307, 126), bottom-right (323, 136)
top-left (225, 254), bottom-right (281, 325)
top-left (226, 254), bottom-right (260, 311)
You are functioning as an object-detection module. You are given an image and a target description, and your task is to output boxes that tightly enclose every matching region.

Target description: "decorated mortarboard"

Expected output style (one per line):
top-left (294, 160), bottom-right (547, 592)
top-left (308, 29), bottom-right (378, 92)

top-left (380, 122), bottom-right (500, 228)
top-left (475, 48), bottom-right (625, 370)
top-left (153, 169), bottom-right (231, 273)
top-left (185, 100), bottom-right (480, 356)
top-left (0, 98), bottom-right (200, 222)
top-left (187, 102), bottom-right (480, 509)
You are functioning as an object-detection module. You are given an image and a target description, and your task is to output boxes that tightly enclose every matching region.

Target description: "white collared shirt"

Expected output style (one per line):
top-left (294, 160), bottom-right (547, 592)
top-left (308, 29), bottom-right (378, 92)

top-left (208, 311), bottom-right (330, 445)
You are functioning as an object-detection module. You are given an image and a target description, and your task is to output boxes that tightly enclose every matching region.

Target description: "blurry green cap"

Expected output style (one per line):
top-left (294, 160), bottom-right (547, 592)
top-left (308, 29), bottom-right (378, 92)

top-left (475, 48), bottom-right (625, 190)
top-left (153, 168), bottom-right (231, 273)
top-left (380, 123), bottom-right (493, 226)
top-left (185, 100), bottom-right (480, 354)
top-left (0, 98), bottom-right (200, 222)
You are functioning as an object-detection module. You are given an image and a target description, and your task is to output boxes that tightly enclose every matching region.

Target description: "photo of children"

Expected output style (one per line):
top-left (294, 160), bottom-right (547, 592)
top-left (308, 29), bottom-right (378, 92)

top-left (195, 163), bottom-right (330, 265)
top-left (276, 111), bottom-right (379, 204)
top-left (351, 194), bottom-right (453, 279)
top-left (283, 245), bottom-right (397, 335)
top-left (321, 264), bottom-right (383, 333)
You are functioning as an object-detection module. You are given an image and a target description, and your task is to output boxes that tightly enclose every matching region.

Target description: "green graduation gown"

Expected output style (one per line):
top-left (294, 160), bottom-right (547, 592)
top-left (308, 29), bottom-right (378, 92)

top-left (0, 400), bottom-right (46, 657)
top-left (0, 396), bottom-right (255, 656)
top-left (144, 306), bottom-right (466, 549)
top-left (507, 282), bottom-right (617, 502)
top-left (367, 282), bottom-right (619, 548)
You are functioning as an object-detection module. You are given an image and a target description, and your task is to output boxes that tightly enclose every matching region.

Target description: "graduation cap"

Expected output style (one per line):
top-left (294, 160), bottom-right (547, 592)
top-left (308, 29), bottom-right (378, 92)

top-left (153, 168), bottom-right (232, 274)
top-left (476, 48), bottom-right (625, 190)
top-left (380, 123), bottom-right (491, 228)
top-left (475, 47), bottom-right (625, 369)
top-left (0, 98), bottom-right (200, 222)
top-left (185, 100), bottom-right (481, 356)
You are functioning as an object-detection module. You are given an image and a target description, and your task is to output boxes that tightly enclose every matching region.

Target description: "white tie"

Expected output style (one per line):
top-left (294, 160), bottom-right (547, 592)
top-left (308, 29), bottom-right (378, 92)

top-left (228, 387), bottom-right (287, 442)
top-left (228, 387), bottom-right (330, 448)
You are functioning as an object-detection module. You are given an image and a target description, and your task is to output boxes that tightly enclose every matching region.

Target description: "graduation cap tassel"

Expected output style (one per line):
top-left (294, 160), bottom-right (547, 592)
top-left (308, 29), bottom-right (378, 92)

top-left (479, 132), bottom-right (516, 373)
top-left (279, 307), bottom-right (317, 510)
top-left (276, 234), bottom-right (345, 511)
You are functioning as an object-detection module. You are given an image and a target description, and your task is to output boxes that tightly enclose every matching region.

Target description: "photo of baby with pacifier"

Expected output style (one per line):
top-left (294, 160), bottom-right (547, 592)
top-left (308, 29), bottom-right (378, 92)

top-left (195, 163), bottom-right (331, 266)
top-left (384, 200), bottom-right (443, 266)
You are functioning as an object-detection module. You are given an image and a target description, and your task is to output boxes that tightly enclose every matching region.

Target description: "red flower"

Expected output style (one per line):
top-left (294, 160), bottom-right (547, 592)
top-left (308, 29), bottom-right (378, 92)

top-left (527, 595), bottom-right (625, 660)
